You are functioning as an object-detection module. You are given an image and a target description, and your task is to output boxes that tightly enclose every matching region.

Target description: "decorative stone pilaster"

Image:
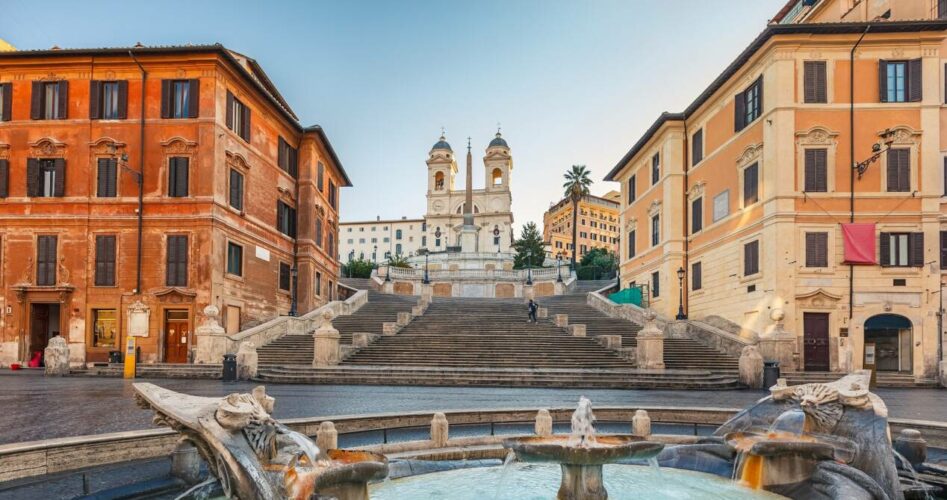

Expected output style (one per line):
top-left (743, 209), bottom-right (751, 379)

top-left (738, 345), bottom-right (764, 389)
top-left (632, 410), bottom-right (651, 437)
top-left (535, 409), bottom-right (552, 437)
top-left (312, 312), bottom-right (341, 366)
top-left (759, 309), bottom-right (796, 370)
top-left (194, 305), bottom-right (228, 364)
top-left (43, 336), bottom-right (69, 376)
top-left (235, 342), bottom-right (258, 380)
top-left (431, 412), bottom-right (449, 447)
top-left (635, 310), bottom-right (665, 370)
top-left (568, 324), bottom-right (586, 337)
top-left (317, 421), bottom-right (339, 451)
top-left (555, 314), bottom-right (569, 327)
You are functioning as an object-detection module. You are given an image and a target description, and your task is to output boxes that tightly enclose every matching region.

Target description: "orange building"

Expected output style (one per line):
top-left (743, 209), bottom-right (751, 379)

top-left (542, 191), bottom-right (620, 261)
top-left (0, 45), bottom-right (350, 365)
top-left (607, 2), bottom-right (947, 383)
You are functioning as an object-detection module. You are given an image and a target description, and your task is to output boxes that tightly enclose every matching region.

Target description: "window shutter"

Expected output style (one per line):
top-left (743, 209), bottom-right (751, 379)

top-left (177, 158), bottom-right (189, 196)
top-left (744, 163), bottom-right (758, 205)
top-left (908, 59), bottom-right (922, 102)
top-left (108, 159), bottom-right (117, 196)
top-left (160, 80), bottom-right (172, 118)
top-left (30, 81), bottom-right (42, 119)
top-left (805, 233), bottom-right (816, 267)
top-left (117, 80), bottom-right (128, 119)
top-left (168, 158), bottom-right (177, 196)
top-left (188, 79), bottom-right (200, 118)
top-left (909, 232), bottom-right (924, 267)
top-left (97, 158), bottom-right (107, 196)
top-left (278, 137), bottom-right (286, 170)
top-left (89, 80), bottom-right (101, 120)
top-left (756, 77), bottom-right (764, 114)
top-left (95, 236), bottom-right (104, 285)
top-left (692, 129), bottom-right (703, 165)
top-left (226, 91), bottom-right (234, 129)
top-left (26, 158), bottom-right (39, 196)
top-left (899, 151), bottom-right (910, 191)
top-left (290, 146), bottom-right (297, 178)
top-left (879, 60), bottom-right (888, 102)
top-left (941, 231), bottom-right (947, 269)
top-left (56, 81), bottom-right (68, 119)
top-left (887, 150), bottom-right (899, 191)
top-left (241, 105), bottom-right (251, 141)
top-left (53, 158), bottom-right (65, 196)
top-left (879, 232), bottom-right (891, 266)
top-left (1, 83), bottom-right (11, 121)
top-left (166, 237), bottom-right (176, 285)
top-left (734, 90), bottom-right (745, 131)
top-left (177, 236), bottom-right (188, 285)
top-left (0, 159), bottom-right (8, 197)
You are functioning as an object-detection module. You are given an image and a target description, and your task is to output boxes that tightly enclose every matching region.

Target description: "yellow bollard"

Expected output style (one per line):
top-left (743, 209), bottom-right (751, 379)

top-left (123, 336), bottom-right (136, 379)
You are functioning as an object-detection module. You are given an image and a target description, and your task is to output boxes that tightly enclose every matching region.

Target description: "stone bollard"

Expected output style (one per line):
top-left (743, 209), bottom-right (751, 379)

top-left (170, 441), bottom-right (203, 485)
top-left (555, 314), bottom-right (569, 327)
top-left (535, 409), bottom-right (553, 436)
top-left (894, 429), bottom-right (927, 467)
top-left (568, 324), bottom-right (586, 337)
top-left (632, 410), bottom-right (651, 437)
top-left (397, 311), bottom-right (411, 327)
top-left (236, 342), bottom-right (258, 380)
top-left (412, 305), bottom-right (424, 317)
top-left (597, 335), bottom-right (622, 350)
top-left (317, 421), bottom-right (339, 451)
top-left (313, 311), bottom-right (341, 366)
top-left (43, 336), bottom-right (70, 376)
top-left (352, 332), bottom-right (372, 348)
top-left (383, 322), bottom-right (399, 336)
top-left (537, 307), bottom-right (548, 319)
top-left (738, 345), bottom-right (764, 389)
top-left (636, 310), bottom-right (665, 370)
top-left (431, 412), bottom-right (449, 447)
top-left (195, 304), bottom-right (228, 364)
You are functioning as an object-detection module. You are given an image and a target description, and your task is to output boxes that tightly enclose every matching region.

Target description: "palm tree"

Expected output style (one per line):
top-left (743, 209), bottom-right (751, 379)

top-left (562, 165), bottom-right (593, 270)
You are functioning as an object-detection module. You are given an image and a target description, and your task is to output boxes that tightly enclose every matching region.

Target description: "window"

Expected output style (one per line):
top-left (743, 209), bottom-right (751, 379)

top-left (396, 243), bottom-right (402, 255)
top-left (492, 168), bottom-right (503, 186)
top-left (94, 235), bottom-right (117, 286)
top-left (36, 235), bottom-right (57, 286)
top-left (227, 242), bottom-right (243, 276)
top-left (0, 159), bottom-right (8, 198)
top-left (329, 181), bottom-right (337, 209)
top-left (886, 148), bottom-right (910, 192)
top-left (434, 171), bottom-right (444, 190)
top-left (743, 162), bottom-right (759, 206)
top-left (651, 214), bottom-right (660, 246)
top-left (229, 169), bottom-right (244, 211)
top-left (91, 309), bottom-right (118, 348)
top-left (734, 77), bottom-right (762, 131)
top-left (880, 232), bottom-right (923, 267)
top-left (90, 80), bottom-right (127, 120)
top-left (805, 232), bottom-right (828, 268)
top-left (692, 262), bottom-right (702, 291)
top-left (396, 229), bottom-right (403, 240)
top-left (277, 201), bottom-right (297, 238)
top-left (627, 230), bottom-right (636, 259)
top-left (278, 137), bottom-right (298, 177)
top-left (315, 272), bottom-right (322, 296)
top-left (713, 190), bottom-right (729, 222)
top-left (317, 162), bottom-right (325, 191)
top-left (651, 271), bottom-right (660, 298)
top-left (691, 129), bottom-right (703, 166)
top-left (803, 61), bottom-right (827, 103)
top-left (161, 79), bottom-right (199, 119)
top-left (168, 157), bottom-right (189, 197)
top-left (804, 149), bottom-right (827, 192)
top-left (27, 159), bottom-right (64, 197)
top-left (279, 262), bottom-right (291, 291)
top-left (227, 91), bottom-right (251, 142)
top-left (941, 231), bottom-right (947, 269)
top-left (0, 83), bottom-right (11, 121)
top-left (31, 81), bottom-right (68, 120)
top-left (943, 158), bottom-right (947, 196)
top-left (691, 198), bottom-right (702, 234)
top-left (879, 60), bottom-right (921, 103)
top-left (97, 158), bottom-right (117, 197)
top-left (166, 235), bottom-right (188, 286)
top-left (327, 231), bottom-right (334, 256)
top-left (940, 0), bottom-right (947, 18)
top-left (422, 236), bottom-right (427, 246)
top-left (651, 153), bottom-right (660, 185)
top-left (744, 240), bottom-right (760, 276)
top-left (315, 217), bottom-right (324, 247)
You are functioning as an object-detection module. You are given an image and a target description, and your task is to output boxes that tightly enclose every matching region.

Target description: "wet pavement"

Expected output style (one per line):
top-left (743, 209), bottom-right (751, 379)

top-left (0, 371), bottom-right (944, 445)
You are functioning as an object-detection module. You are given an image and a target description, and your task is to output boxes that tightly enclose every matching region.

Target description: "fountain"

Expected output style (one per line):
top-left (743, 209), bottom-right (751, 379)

top-left (503, 396), bottom-right (665, 500)
top-left (133, 383), bottom-right (387, 500)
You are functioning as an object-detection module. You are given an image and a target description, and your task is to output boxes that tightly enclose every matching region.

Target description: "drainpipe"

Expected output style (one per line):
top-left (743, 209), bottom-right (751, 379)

top-left (681, 120), bottom-right (689, 319)
top-left (848, 24), bottom-right (871, 320)
top-left (128, 51), bottom-right (146, 295)
top-left (290, 149), bottom-right (300, 316)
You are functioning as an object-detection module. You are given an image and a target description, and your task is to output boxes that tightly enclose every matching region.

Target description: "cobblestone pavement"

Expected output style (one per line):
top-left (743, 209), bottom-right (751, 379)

top-left (0, 371), bottom-right (944, 445)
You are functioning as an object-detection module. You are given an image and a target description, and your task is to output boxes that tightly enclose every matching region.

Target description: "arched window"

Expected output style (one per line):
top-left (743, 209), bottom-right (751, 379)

top-left (434, 172), bottom-right (445, 190)
top-left (492, 168), bottom-right (503, 186)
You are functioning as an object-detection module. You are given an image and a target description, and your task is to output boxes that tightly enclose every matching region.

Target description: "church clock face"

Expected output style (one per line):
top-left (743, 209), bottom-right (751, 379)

top-left (433, 200), bottom-right (445, 212)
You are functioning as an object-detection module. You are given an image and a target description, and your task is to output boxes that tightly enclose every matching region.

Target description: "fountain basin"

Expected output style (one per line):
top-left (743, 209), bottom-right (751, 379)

top-left (503, 435), bottom-right (664, 465)
top-left (313, 449), bottom-right (389, 489)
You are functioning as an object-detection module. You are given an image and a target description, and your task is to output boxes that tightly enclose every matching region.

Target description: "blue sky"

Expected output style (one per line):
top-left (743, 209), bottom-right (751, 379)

top-left (2, 0), bottom-right (784, 230)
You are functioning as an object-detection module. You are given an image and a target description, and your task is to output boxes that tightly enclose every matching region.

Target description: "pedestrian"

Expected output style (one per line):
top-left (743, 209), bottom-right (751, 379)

top-left (527, 299), bottom-right (538, 323)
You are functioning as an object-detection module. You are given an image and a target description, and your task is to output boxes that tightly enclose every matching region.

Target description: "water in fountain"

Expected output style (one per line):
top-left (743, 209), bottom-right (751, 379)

top-left (492, 450), bottom-right (517, 499)
top-left (768, 409), bottom-right (806, 436)
top-left (570, 396), bottom-right (596, 446)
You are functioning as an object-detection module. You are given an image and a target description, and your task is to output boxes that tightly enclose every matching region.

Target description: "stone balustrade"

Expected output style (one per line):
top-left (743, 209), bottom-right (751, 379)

top-left (554, 314), bottom-right (569, 327)
top-left (317, 421), bottom-right (338, 451)
top-left (568, 324), bottom-right (586, 337)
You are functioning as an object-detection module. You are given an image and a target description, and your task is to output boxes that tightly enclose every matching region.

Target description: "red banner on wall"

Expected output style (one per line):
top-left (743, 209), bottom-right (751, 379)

top-left (842, 223), bottom-right (876, 265)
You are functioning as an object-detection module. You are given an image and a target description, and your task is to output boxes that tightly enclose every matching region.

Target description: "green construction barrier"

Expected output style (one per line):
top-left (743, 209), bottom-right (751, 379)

top-left (608, 287), bottom-right (644, 307)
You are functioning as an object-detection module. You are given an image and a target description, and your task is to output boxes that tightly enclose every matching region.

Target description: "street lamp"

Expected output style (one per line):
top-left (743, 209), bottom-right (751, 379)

top-left (675, 266), bottom-right (687, 320)
top-left (423, 251), bottom-right (430, 284)
top-left (526, 250), bottom-right (533, 286)
top-left (289, 267), bottom-right (298, 317)
top-left (556, 252), bottom-right (563, 283)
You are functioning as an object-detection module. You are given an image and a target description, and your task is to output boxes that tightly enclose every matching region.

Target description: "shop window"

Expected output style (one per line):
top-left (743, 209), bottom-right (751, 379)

top-left (92, 309), bottom-right (118, 348)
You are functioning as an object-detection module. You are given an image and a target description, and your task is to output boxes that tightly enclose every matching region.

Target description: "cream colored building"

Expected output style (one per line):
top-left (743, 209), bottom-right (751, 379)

top-left (339, 217), bottom-right (426, 263)
top-left (423, 132), bottom-right (514, 253)
top-left (606, 0), bottom-right (947, 383)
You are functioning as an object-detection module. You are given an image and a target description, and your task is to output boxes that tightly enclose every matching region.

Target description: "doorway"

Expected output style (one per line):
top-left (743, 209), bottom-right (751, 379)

top-left (864, 314), bottom-right (912, 372)
top-left (29, 303), bottom-right (61, 361)
top-left (803, 312), bottom-right (830, 372)
top-left (163, 310), bottom-right (190, 363)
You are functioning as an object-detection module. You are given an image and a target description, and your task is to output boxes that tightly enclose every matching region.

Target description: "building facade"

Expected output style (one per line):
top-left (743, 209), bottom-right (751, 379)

top-left (423, 132), bottom-right (514, 253)
top-left (606, 2), bottom-right (947, 382)
top-left (340, 217), bottom-right (426, 262)
top-left (0, 45), bottom-right (350, 366)
top-left (543, 191), bottom-right (620, 260)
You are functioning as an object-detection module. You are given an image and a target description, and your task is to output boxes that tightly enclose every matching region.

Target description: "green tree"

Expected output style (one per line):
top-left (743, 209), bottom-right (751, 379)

top-left (578, 247), bottom-right (618, 279)
top-left (562, 165), bottom-right (592, 269)
top-left (387, 254), bottom-right (412, 269)
top-left (342, 258), bottom-right (375, 279)
top-left (512, 222), bottom-right (546, 270)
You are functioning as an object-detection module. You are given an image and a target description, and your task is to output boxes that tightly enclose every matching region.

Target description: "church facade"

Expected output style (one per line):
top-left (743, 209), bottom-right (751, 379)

top-left (423, 132), bottom-right (514, 253)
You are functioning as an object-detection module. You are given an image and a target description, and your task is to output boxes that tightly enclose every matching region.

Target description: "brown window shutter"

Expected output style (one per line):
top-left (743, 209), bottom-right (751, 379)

top-left (734, 90), bottom-right (745, 131)
top-left (879, 232), bottom-right (890, 266)
top-left (177, 236), bottom-right (188, 286)
top-left (878, 60), bottom-right (888, 102)
top-left (805, 233), bottom-right (816, 266)
top-left (756, 77), bottom-right (764, 113)
top-left (941, 231), bottom-right (947, 269)
top-left (0, 159), bottom-right (8, 197)
top-left (53, 158), bottom-right (65, 196)
top-left (188, 79), bottom-right (200, 118)
top-left (89, 80), bottom-right (101, 120)
top-left (1, 83), bottom-right (11, 121)
top-left (174, 158), bottom-right (189, 197)
top-left (226, 91), bottom-right (234, 129)
top-left (117, 80), bottom-right (128, 119)
top-left (242, 105), bottom-right (251, 141)
top-left (30, 81), bottom-right (42, 119)
top-left (165, 237), bottom-right (176, 285)
top-left (160, 80), bottom-right (171, 118)
top-left (26, 158), bottom-right (39, 196)
top-left (57, 81), bottom-right (68, 119)
top-left (908, 59), bottom-right (922, 102)
top-left (278, 137), bottom-right (286, 169)
top-left (909, 232), bottom-right (924, 266)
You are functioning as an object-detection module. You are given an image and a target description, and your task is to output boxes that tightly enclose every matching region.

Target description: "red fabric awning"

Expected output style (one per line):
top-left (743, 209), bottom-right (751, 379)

top-left (842, 223), bottom-right (876, 265)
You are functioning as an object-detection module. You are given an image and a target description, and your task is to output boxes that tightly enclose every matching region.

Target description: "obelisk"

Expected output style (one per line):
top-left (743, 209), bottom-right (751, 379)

top-left (459, 137), bottom-right (479, 253)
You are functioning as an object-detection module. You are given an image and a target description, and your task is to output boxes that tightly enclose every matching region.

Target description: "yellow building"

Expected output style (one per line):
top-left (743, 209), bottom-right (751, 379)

top-left (606, 0), bottom-right (947, 383)
top-left (543, 191), bottom-right (620, 261)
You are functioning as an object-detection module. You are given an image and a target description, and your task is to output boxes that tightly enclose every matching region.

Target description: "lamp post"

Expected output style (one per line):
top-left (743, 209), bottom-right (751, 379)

top-left (556, 252), bottom-right (563, 283)
top-left (289, 267), bottom-right (298, 317)
top-left (675, 266), bottom-right (687, 320)
top-left (494, 225), bottom-right (501, 254)
top-left (423, 251), bottom-right (430, 284)
top-left (526, 250), bottom-right (533, 286)
top-left (384, 251), bottom-right (391, 282)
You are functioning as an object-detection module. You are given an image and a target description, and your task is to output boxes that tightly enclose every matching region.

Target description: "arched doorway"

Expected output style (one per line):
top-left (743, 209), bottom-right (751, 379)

top-left (864, 314), bottom-right (912, 373)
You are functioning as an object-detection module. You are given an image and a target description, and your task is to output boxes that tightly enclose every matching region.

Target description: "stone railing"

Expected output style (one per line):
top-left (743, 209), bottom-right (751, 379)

top-left (380, 266), bottom-right (565, 282)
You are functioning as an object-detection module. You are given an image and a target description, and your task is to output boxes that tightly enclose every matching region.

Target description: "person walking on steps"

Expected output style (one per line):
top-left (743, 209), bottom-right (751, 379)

top-left (527, 299), bottom-right (538, 323)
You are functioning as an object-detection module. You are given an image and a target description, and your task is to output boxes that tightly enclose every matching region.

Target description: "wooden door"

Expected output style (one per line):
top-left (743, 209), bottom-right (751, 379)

top-left (29, 304), bottom-right (50, 354)
top-left (803, 312), bottom-right (830, 372)
top-left (164, 310), bottom-right (189, 363)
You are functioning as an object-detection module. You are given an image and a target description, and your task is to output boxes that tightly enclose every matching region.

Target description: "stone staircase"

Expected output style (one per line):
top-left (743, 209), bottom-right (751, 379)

top-left (72, 363), bottom-right (222, 378)
top-left (782, 371), bottom-right (939, 388)
top-left (340, 277), bottom-right (375, 290)
top-left (572, 279), bottom-right (617, 293)
top-left (539, 294), bottom-right (740, 372)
